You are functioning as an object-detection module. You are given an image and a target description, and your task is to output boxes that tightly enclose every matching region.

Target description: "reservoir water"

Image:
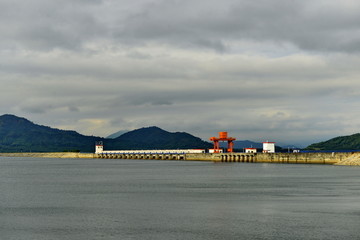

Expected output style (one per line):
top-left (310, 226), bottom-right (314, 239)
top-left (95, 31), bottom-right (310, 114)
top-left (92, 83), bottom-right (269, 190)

top-left (1, 157), bottom-right (360, 240)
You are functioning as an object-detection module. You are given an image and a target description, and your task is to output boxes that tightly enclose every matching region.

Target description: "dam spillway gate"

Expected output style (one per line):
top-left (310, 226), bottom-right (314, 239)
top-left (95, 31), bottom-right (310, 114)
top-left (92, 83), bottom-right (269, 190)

top-left (96, 153), bottom-right (186, 161)
top-left (220, 154), bottom-right (256, 162)
top-left (96, 152), bottom-right (257, 163)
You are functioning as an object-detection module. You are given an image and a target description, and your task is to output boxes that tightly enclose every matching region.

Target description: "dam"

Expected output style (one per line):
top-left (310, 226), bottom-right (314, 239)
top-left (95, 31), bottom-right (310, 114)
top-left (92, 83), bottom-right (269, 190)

top-left (95, 151), bottom-right (359, 165)
top-left (92, 140), bottom-right (360, 165)
top-left (93, 141), bottom-right (360, 165)
top-left (0, 151), bottom-right (359, 165)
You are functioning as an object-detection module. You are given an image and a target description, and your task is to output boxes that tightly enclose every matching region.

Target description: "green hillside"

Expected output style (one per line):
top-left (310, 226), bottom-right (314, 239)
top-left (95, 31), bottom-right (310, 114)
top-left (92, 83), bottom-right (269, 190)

top-left (306, 133), bottom-right (360, 150)
top-left (0, 114), bottom-right (101, 152)
top-left (0, 114), bottom-right (212, 152)
top-left (105, 126), bottom-right (212, 150)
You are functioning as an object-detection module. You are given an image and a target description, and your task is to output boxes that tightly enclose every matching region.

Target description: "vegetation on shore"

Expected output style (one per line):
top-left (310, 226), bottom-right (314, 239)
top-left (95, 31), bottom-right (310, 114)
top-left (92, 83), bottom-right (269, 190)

top-left (305, 133), bottom-right (360, 150)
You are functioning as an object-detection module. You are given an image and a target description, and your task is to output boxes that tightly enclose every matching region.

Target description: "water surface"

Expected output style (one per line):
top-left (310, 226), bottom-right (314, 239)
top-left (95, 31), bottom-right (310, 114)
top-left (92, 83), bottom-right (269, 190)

top-left (1, 157), bottom-right (359, 240)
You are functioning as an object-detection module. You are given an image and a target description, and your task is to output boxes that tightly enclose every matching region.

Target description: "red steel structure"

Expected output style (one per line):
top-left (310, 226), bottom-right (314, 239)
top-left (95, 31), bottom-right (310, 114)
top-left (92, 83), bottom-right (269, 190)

top-left (209, 132), bottom-right (236, 153)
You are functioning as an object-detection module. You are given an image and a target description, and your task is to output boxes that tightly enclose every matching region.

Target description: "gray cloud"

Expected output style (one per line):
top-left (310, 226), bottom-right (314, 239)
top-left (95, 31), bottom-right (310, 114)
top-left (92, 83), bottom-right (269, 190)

top-left (116, 0), bottom-right (360, 53)
top-left (4, 0), bottom-right (360, 53)
top-left (0, 0), bottom-right (104, 51)
top-left (1, 0), bottom-right (360, 147)
top-left (1, 0), bottom-right (359, 54)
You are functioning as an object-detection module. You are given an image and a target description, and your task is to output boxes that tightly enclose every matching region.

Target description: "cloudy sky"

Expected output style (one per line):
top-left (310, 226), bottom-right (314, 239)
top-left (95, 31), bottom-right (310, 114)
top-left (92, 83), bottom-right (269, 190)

top-left (1, 0), bottom-right (360, 147)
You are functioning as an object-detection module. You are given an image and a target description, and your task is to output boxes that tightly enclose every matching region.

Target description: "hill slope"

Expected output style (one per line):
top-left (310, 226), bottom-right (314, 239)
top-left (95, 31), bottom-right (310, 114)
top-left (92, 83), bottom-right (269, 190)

top-left (106, 130), bottom-right (128, 139)
top-left (0, 114), bottom-right (101, 152)
top-left (0, 115), bottom-right (212, 152)
top-left (306, 133), bottom-right (360, 150)
top-left (105, 126), bottom-right (212, 150)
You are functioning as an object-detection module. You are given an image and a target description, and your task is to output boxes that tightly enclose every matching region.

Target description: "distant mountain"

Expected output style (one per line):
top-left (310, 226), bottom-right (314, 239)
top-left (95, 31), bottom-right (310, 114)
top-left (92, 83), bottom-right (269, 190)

top-left (219, 140), bottom-right (263, 149)
top-left (0, 114), bottom-right (101, 152)
top-left (219, 140), bottom-right (294, 152)
top-left (104, 126), bottom-right (213, 150)
top-left (106, 130), bottom-right (128, 139)
top-left (306, 133), bottom-right (360, 150)
top-left (0, 115), bottom-right (212, 152)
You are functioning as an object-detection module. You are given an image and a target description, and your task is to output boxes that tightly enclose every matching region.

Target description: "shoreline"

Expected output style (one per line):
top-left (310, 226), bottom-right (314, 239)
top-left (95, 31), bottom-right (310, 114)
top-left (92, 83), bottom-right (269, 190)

top-left (0, 152), bottom-right (96, 159)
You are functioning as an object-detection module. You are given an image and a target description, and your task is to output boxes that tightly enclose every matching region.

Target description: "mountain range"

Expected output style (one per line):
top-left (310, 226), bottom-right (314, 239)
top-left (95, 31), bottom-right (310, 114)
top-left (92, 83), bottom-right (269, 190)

top-left (0, 114), bottom-right (211, 152)
top-left (1, 114), bottom-right (360, 152)
top-left (106, 130), bottom-right (129, 139)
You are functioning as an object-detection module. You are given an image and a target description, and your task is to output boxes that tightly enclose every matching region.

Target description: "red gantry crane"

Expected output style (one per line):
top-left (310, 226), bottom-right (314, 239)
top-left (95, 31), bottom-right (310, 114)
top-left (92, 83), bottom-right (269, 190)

top-left (209, 132), bottom-right (236, 153)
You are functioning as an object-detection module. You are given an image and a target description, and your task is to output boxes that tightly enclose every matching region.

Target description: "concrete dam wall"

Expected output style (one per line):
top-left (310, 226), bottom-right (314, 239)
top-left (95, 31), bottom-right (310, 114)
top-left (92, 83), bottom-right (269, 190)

top-left (1, 152), bottom-right (360, 165)
top-left (96, 151), bottom-right (357, 165)
top-left (186, 152), bottom-right (355, 164)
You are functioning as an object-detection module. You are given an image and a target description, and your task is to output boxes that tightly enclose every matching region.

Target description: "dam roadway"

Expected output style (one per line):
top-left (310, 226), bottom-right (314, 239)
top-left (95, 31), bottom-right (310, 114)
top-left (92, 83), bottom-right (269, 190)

top-left (1, 152), bottom-right (359, 165)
